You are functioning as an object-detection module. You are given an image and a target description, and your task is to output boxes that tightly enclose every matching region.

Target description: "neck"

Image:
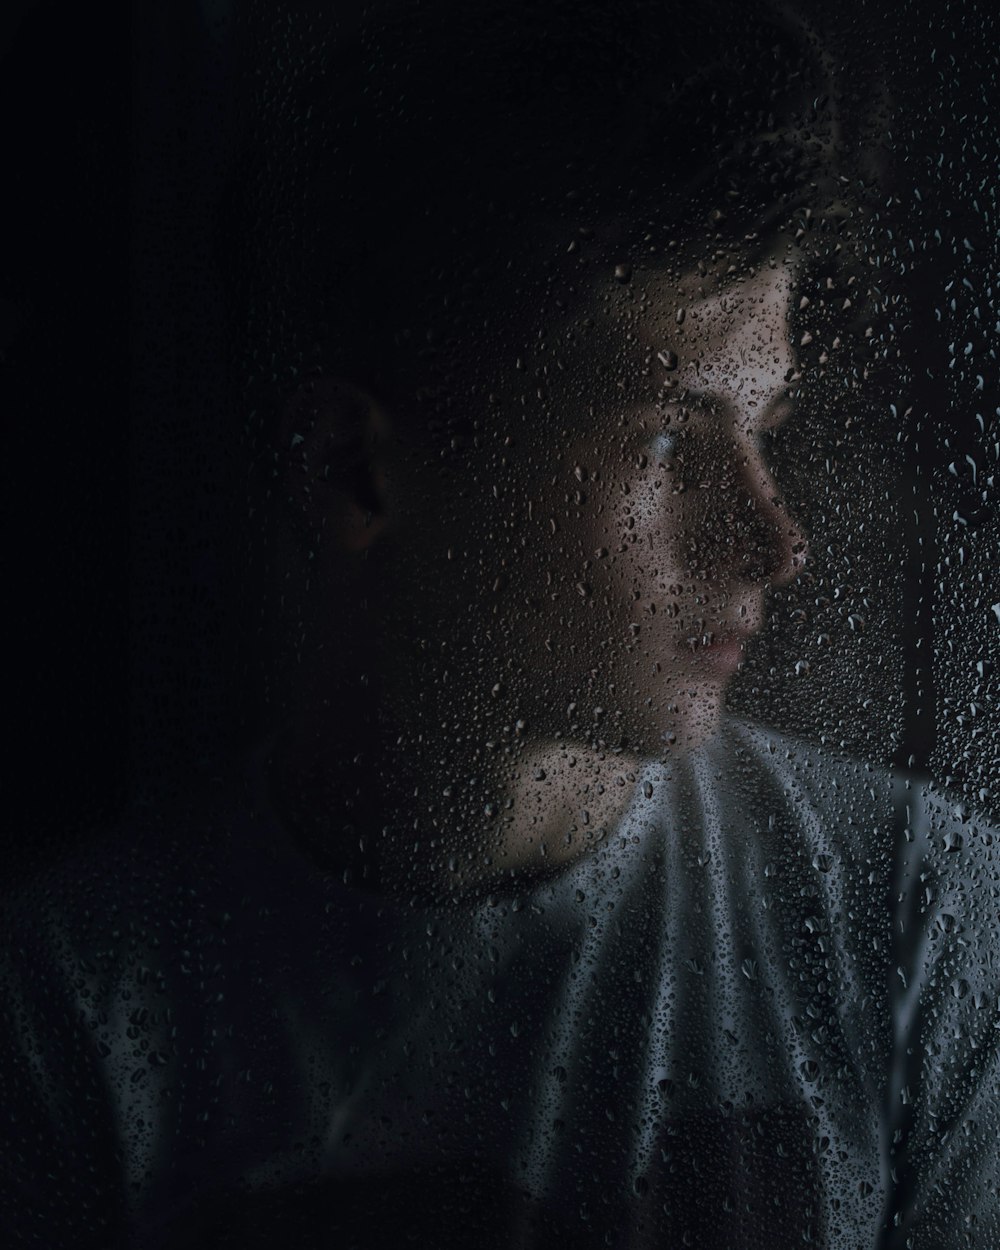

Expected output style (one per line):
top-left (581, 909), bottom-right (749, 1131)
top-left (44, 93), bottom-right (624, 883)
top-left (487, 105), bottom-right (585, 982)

top-left (267, 678), bottom-right (726, 897)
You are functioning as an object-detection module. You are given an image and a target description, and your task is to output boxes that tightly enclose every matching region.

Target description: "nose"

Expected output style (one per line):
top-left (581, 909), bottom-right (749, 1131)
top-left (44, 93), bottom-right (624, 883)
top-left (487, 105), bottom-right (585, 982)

top-left (733, 458), bottom-right (808, 589)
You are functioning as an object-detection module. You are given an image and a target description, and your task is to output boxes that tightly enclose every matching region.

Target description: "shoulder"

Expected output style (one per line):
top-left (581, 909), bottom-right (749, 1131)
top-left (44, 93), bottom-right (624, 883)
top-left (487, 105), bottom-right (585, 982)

top-left (486, 739), bottom-right (650, 879)
top-left (715, 717), bottom-right (1000, 919)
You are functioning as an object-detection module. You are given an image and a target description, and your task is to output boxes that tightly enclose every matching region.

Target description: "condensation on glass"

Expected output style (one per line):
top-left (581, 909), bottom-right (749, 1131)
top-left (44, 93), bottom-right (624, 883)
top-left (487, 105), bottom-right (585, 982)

top-left (2, 2), bottom-right (999, 1248)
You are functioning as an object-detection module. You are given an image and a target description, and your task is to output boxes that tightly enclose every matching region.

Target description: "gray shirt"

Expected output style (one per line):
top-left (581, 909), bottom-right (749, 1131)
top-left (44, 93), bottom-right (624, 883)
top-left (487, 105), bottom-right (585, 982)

top-left (3, 719), bottom-right (998, 1247)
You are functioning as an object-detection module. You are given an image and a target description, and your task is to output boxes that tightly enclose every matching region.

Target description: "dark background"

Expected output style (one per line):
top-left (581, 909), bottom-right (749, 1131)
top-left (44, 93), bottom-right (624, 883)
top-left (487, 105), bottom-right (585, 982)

top-left (4, 0), bottom-right (998, 867)
top-left (4, 0), bottom-right (239, 866)
top-left (4, 2), bottom-right (132, 859)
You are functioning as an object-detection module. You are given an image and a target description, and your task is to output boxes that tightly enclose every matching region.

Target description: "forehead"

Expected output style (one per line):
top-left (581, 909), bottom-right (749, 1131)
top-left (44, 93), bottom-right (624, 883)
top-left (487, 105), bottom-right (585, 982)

top-left (669, 264), bottom-right (796, 429)
top-left (562, 254), bottom-right (798, 436)
top-left (397, 231), bottom-right (802, 453)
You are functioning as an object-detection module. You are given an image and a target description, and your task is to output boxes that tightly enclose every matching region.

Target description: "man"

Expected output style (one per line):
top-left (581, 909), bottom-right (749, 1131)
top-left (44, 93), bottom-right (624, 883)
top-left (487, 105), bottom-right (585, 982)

top-left (4, 2), bottom-right (998, 1247)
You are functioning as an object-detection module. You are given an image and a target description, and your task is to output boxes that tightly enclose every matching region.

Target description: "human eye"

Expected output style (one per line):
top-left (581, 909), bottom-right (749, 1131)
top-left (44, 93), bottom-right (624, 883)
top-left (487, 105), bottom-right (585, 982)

top-left (651, 429), bottom-right (678, 463)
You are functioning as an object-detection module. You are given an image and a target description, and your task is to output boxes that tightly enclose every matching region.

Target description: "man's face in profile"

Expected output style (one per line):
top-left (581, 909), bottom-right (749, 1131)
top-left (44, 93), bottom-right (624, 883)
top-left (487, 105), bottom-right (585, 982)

top-left (561, 260), bottom-right (806, 741)
top-left (375, 244), bottom-right (807, 754)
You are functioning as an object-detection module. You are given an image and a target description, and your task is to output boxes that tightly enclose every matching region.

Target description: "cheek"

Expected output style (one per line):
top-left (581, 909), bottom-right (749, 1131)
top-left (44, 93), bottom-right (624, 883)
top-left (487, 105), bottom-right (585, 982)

top-left (608, 473), bottom-right (743, 622)
top-left (614, 473), bottom-right (690, 593)
top-left (628, 476), bottom-right (675, 549)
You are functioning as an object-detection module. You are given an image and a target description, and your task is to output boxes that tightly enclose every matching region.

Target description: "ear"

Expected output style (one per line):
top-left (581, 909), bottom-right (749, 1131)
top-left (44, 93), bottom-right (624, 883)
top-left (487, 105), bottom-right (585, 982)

top-left (277, 377), bottom-right (391, 553)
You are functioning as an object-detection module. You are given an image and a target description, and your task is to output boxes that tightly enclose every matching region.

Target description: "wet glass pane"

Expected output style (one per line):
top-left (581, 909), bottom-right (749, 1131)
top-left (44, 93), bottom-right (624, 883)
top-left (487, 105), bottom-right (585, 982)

top-left (4, 1), bottom-right (1000, 1247)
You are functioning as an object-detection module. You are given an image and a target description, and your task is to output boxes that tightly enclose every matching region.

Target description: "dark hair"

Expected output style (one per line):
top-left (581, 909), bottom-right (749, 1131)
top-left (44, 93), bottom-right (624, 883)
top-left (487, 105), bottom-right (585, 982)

top-left (222, 0), bottom-right (878, 463)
